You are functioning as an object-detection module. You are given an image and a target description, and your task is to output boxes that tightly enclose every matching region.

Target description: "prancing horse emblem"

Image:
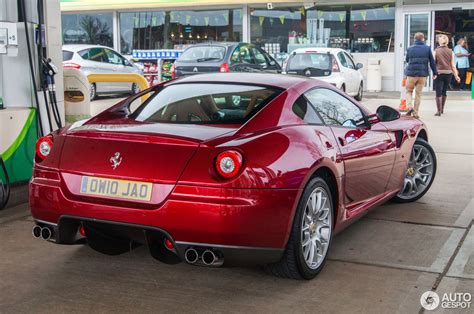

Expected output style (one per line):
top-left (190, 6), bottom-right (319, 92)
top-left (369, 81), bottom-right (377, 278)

top-left (110, 152), bottom-right (122, 170)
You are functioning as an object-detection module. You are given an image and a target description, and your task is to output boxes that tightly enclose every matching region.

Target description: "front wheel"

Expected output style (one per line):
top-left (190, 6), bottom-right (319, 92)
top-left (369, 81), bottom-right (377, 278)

top-left (391, 138), bottom-right (436, 203)
top-left (264, 177), bottom-right (333, 279)
top-left (89, 83), bottom-right (97, 101)
top-left (354, 82), bottom-right (363, 101)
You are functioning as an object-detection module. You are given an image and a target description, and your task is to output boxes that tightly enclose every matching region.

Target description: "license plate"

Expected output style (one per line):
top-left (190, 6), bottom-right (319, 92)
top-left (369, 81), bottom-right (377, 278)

top-left (80, 176), bottom-right (153, 201)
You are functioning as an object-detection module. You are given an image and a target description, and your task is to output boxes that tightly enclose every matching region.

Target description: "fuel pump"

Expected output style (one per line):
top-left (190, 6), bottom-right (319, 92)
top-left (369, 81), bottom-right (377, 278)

top-left (42, 57), bottom-right (63, 129)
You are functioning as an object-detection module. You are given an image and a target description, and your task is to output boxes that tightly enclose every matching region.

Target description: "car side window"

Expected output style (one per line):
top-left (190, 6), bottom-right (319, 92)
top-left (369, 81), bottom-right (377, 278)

top-left (337, 52), bottom-right (348, 68)
top-left (105, 49), bottom-right (124, 65)
top-left (292, 96), bottom-right (322, 124)
top-left (231, 45), bottom-right (252, 64)
top-left (344, 52), bottom-right (355, 69)
top-left (79, 48), bottom-right (107, 63)
top-left (305, 88), bottom-right (364, 128)
top-left (251, 47), bottom-right (268, 66)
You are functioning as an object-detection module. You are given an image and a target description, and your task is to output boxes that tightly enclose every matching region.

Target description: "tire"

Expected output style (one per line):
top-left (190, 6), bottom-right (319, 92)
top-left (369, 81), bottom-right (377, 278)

top-left (89, 83), bottom-right (97, 101)
top-left (264, 177), bottom-right (334, 279)
top-left (131, 83), bottom-right (140, 95)
top-left (391, 138), bottom-right (437, 203)
top-left (354, 82), bottom-right (363, 101)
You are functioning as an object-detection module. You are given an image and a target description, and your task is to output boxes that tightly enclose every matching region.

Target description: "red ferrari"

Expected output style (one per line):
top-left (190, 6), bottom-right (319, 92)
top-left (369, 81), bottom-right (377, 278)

top-left (30, 73), bottom-right (436, 279)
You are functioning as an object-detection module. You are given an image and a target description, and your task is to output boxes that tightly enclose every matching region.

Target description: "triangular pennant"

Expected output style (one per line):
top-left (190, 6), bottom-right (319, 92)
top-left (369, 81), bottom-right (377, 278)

top-left (223, 13), bottom-right (228, 24)
top-left (151, 16), bottom-right (157, 26)
top-left (259, 16), bottom-right (265, 26)
top-left (317, 11), bottom-right (324, 19)
top-left (279, 15), bottom-right (285, 24)
top-left (269, 18), bottom-right (274, 26)
top-left (361, 11), bottom-right (367, 21)
top-left (383, 4), bottom-right (390, 14)
top-left (339, 13), bottom-right (345, 23)
top-left (204, 16), bottom-right (209, 26)
top-left (299, 7), bottom-right (305, 16)
top-left (185, 15), bottom-right (191, 25)
top-left (133, 16), bottom-right (139, 27)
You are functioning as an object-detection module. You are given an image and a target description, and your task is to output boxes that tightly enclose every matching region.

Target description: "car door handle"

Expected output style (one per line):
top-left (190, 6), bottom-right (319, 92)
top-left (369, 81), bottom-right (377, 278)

top-left (338, 137), bottom-right (346, 146)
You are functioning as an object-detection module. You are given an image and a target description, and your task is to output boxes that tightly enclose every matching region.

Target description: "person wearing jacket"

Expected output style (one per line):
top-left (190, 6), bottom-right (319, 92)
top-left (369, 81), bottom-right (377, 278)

top-left (433, 35), bottom-right (460, 116)
top-left (405, 32), bottom-right (438, 118)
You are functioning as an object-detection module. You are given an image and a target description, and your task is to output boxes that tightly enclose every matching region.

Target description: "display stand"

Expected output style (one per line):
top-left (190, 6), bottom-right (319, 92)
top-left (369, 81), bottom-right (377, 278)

top-left (132, 49), bottom-right (183, 85)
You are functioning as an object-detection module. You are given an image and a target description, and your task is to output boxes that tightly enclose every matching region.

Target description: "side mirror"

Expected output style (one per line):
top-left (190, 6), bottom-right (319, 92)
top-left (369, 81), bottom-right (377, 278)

top-left (356, 63), bottom-right (364, 70)
top-left (376, 105), bottom-right (400, 122)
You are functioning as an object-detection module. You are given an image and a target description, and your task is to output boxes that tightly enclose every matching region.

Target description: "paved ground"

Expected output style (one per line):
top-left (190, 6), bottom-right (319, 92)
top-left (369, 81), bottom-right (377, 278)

top-left (0, 95), bottom-right (472, 313)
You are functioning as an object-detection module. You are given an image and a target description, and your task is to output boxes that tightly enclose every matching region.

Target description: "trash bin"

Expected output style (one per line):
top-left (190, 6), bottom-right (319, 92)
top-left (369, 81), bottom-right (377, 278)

top-left (366, 58), bottom-right (382, 92)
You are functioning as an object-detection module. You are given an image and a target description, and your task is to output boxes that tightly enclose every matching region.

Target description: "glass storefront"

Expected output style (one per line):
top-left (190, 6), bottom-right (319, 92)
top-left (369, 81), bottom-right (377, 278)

top-left (62, 12), bottom-right (114, 47)
top-left (250, 3), bottom-right (395, 54)
top-left (119, 9), bottom-right (242, 55)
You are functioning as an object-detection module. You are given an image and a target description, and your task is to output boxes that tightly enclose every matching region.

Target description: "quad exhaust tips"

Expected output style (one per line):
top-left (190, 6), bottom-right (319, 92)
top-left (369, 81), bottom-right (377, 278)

top-left (184, 247), bottom-right (223, 267)
top-left (32, 225), bottom-right (54, 241)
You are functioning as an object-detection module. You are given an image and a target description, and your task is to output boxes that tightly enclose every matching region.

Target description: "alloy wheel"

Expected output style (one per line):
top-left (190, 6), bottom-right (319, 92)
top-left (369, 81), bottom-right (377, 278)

top-left (397, 143), bottom-right (434, 200)
top-left (301, 187), bottom-right (332, 270)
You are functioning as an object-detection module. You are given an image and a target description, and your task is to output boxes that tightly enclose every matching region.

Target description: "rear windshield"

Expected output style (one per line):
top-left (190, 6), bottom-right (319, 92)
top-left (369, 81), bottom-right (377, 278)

top-left (131, 83), bottom-right (281, 124)
top-left (178, 46), bottom-right (226, 62)
top-left (288, 53), bottom-right (331, 71)
top-left (63, 50), bottom-right (74, 61)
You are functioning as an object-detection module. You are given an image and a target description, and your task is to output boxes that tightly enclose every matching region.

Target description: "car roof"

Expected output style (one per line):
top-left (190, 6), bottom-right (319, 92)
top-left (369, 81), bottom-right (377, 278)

top-left (187, 42), bottom-right (239, 47)
top-left (63, 44), bottom-right (114, 52)
top-left (291, 47), bottom-right (347, 54)
top-left (169, 73), bottom-right (316, 90)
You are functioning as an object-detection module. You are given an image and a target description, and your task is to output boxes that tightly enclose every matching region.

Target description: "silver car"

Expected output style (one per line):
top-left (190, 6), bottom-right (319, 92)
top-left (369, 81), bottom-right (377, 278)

top-left (62, 44), bottom-right (143, 100)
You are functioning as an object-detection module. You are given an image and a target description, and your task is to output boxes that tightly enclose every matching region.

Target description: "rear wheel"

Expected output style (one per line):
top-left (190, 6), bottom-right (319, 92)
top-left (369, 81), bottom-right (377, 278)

top-left (89, 83), bottom-right (97, 101)
top-left (131, 83), bottom-right (140, 95)
top-left (354, 82), bottom-right (363, 101)
top-left (392, 138), bottom-right (436, 203)
top-left (264, 177), bottom-right (333, 279)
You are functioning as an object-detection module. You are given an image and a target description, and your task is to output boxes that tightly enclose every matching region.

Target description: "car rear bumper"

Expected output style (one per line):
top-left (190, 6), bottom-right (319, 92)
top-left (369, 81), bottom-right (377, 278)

top-left (30, 175), bottom-right (300, 252)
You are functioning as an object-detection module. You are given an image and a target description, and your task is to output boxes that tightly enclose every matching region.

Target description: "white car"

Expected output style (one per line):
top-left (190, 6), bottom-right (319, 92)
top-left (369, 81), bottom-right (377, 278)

top-left (62, 44), bottom-right (143, 100)
top-left (282, 48), bottom-right (364, 100)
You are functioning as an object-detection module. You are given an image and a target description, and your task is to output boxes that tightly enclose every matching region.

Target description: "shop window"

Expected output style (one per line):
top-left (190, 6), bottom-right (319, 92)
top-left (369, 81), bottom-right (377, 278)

top-left (119, 9), bottom-right (242, 55)
top-left (250, 3), bottom-right (394, 54)
top-left (62, 13), bottom-right (113, 47)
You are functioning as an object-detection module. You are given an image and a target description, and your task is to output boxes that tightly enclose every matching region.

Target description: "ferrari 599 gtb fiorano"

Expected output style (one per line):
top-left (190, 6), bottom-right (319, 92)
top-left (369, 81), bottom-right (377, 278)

top-left (30, 73), bottom-right (436, 279)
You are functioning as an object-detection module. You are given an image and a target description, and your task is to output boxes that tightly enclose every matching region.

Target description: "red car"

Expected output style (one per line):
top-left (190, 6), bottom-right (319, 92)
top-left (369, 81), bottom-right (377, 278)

top-left (30, 73), bottom-right (436, 279)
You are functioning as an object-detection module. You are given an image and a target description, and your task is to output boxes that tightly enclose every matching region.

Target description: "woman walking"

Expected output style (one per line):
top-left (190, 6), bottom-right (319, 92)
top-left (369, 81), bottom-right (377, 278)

top-left (433, 35), bottom-right (460, 116)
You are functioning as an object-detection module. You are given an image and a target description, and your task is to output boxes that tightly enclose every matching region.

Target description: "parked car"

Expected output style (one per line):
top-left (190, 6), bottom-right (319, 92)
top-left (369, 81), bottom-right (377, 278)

top-left (30, 73), bottom-right (436, 279)
top-left (283, 48), bottom-right (364, 100)
top-left (62, 44), bottom-right (143, 100)
top-left (172, 42), bottom-right (281, 78)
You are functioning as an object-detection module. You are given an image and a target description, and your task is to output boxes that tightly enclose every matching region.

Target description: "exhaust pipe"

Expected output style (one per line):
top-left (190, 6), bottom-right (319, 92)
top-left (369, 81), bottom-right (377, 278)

top-left (184, 248), bottom-right (199, 264)
top-left (32, 225), bottom-right (42, 239)
top-left (202, 249), bottom-right (218, 266)
top-left (40, 226), bottom-right (53, 241)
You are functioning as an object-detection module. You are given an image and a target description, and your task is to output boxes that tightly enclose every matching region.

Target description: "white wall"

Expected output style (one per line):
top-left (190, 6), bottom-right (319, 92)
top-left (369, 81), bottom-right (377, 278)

top-left (352, 52), bottom-right (396, 91)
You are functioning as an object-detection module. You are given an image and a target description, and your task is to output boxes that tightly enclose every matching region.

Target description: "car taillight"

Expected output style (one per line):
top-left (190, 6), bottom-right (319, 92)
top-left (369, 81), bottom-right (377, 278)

top-left (170, 64), bottom-right (176, 78)
top-left (332, 58), bottom-right (340, 72)
top-left (215, 150), bottom-right (243, 179)
top-left (35, 135), bottom-right (53, 160)
top-left (63, 62), bottom-right (81, 69)
top-left (219, 63), bottom-right (230, 73)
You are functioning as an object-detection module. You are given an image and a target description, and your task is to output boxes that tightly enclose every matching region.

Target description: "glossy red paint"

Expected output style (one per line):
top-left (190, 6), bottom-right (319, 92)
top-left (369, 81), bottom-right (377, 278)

top-left (30, 73), bottom-right (427, 262)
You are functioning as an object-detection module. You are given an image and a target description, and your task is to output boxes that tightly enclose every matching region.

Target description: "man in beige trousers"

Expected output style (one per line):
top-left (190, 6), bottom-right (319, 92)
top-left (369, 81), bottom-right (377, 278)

top-left (405, 33), bottom-right (438, 118)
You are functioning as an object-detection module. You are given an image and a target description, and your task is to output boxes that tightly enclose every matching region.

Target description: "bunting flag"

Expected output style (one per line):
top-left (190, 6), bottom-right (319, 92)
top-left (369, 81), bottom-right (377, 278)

top-left (133, 16), bottom-right (139, 27)
top-left (223, 13), bottom-right (228, 24)
top-left (383, 4), bottom-right (390, 14)
top-left (259, 16), bottom-right (265, 26)
top-left (185, 15), bottom-right (191, 24)
top-left (317, 11), bottom-right (324, 19)
top-left (269, 18), bottom-right (274, 26)
top-left (299, 7), bottom-right (305, 16)
top-left (279, 15), bottom-right (285, 24)
top-left (151, 16), bottom-right (157, 26)
top-left (204, 16), bottom-right (209, 26)
top-left (339, 13), bottom-right (345, 23)
top-left (361, 11), bottom-right (367, 21)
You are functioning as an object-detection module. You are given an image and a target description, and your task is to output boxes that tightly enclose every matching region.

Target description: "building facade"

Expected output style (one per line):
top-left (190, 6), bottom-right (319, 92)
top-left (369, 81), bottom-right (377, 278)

top-left (60, 0), bottom-right (474, 91)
